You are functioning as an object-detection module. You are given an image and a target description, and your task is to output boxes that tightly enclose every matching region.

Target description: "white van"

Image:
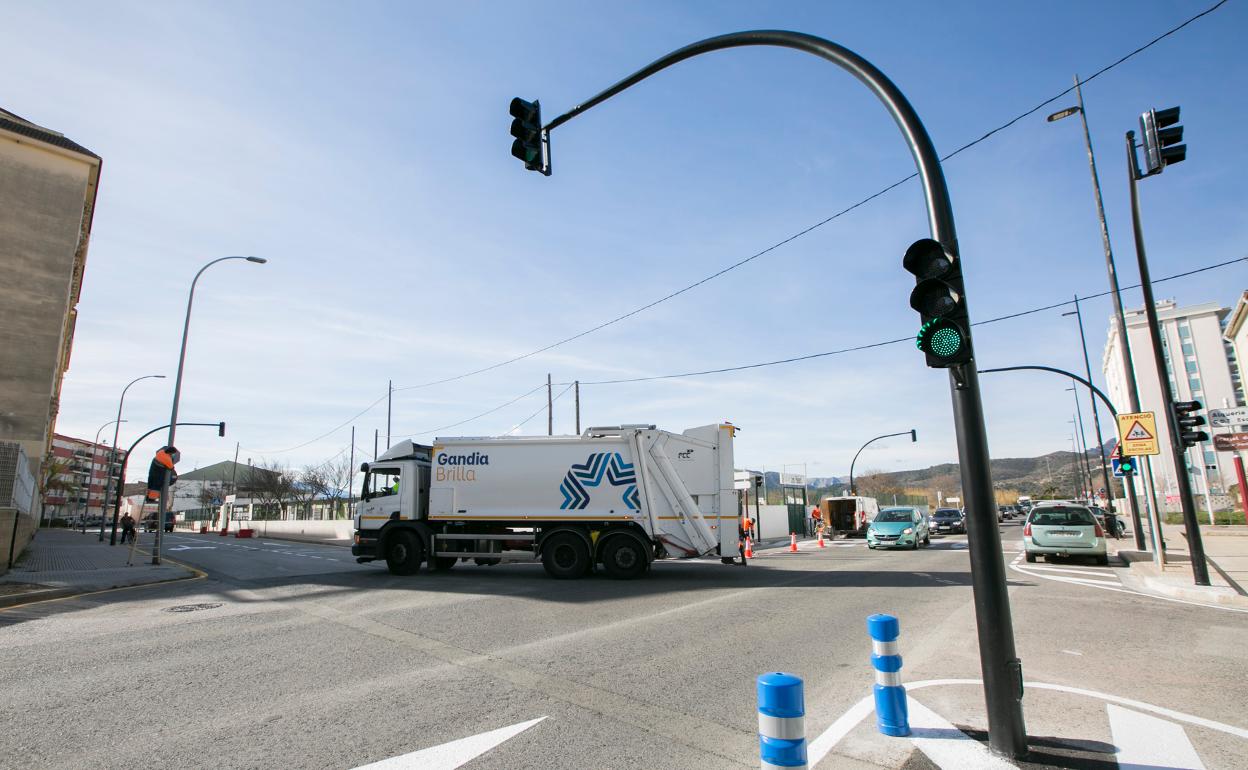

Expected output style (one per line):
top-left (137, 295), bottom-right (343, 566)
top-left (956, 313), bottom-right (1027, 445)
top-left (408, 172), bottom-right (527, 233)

top-left (819, 495), bottom-right (880, 537)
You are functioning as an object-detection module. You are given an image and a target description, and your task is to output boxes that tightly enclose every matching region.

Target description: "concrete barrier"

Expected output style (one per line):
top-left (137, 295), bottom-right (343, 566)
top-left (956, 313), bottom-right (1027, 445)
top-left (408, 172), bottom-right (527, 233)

top-left (220, 519), bottom-right (355, 545)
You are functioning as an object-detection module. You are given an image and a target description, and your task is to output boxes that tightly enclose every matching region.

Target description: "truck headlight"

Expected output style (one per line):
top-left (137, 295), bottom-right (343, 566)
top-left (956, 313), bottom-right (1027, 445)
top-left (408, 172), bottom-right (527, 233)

top-left (903, 527), bottom-right (914, 534)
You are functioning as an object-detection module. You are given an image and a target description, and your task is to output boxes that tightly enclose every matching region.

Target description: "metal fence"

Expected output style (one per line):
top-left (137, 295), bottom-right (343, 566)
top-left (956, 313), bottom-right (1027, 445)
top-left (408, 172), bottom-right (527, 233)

top-left (0, 441), bottom-right (35, 515)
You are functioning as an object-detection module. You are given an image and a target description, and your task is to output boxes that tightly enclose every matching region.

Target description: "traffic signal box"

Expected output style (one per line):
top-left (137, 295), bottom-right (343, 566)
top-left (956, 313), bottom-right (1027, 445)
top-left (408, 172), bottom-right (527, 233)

top-left (903, 239), bottom-right (972, 368)
top-left (509, 97), bottom-right (547, 173)
top-left (1172, 400), bottom-right (1209, 449)
top-left (1139, 107), bottom-right (1185, 176)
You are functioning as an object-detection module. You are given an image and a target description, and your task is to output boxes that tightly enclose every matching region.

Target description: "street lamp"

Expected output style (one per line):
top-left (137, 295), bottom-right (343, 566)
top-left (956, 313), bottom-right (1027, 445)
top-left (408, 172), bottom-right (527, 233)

top-left (1047, 76), bottom-right (1162, 539)
top-left (850, 430), bottom-right (917, 496)
top-left (155, 255), bottom-right (266, 565)
top-left (102, 374), bottom-right (165, 543)
top-left (80, 419), bottom-right (125, 532)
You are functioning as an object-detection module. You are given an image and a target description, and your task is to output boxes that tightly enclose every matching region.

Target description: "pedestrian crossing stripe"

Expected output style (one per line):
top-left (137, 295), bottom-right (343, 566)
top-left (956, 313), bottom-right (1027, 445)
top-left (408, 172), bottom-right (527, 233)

top-left (1124, 420), bottom-right (1153, 441)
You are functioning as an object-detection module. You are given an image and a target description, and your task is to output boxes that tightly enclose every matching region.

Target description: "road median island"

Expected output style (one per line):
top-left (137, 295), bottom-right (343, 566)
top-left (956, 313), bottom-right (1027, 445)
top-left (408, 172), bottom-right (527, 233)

top-left (1112, 544), bottom-right (1248, 609)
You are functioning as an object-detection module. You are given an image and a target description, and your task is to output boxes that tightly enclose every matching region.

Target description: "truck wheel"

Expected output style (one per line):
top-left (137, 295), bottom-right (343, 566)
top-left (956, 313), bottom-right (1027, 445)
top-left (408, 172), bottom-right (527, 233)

top-left (385, 531), bottom-right (423, 576)
top-left (542, 532), bottom-right (590, 579)
top-left (601, 536), bottom-right (648, 580)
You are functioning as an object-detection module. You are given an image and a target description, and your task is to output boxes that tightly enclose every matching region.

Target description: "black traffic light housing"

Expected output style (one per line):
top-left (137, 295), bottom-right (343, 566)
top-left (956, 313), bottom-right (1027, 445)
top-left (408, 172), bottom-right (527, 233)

top-left (1140, 107), bottom-right (1185, 176)
top-left (509, 97), bottom-right (549, 174)
top-left (903, 238), bottom-right (972, 367)
top-left (1172, 400), bottom-right (1209, 448)
top-left (1118, 456), bottom-right (1136, 476)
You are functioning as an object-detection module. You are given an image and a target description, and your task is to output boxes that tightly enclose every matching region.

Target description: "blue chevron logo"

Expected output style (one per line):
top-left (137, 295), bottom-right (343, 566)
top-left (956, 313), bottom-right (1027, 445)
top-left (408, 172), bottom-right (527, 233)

top-left (559, 452), bottom-right (638, 510)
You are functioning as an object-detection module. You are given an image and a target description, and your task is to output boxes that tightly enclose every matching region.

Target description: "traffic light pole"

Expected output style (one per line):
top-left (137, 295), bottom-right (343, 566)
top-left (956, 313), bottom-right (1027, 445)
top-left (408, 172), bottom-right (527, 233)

top-left (849, 430), bottom-right (916, 495)
top-left (1126, 131), bottom-right (1210, 586)
top-left (533, 30), bottom-right (1027, 757)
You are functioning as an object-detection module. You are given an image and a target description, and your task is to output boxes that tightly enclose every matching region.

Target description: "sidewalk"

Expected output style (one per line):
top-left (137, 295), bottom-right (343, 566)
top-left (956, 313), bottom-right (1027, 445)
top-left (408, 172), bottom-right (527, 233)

top-left (1110, 524), bottom-right (1248, 608)
top-left (0, 529), bottom-right (198, 608)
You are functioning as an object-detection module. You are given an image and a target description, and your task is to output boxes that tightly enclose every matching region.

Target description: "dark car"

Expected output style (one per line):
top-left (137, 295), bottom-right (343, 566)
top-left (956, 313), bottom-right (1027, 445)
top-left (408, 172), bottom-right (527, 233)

top-left (142, 514), bottom-right (174, 533)
top-left (931, 508), bottom-right (965, 535)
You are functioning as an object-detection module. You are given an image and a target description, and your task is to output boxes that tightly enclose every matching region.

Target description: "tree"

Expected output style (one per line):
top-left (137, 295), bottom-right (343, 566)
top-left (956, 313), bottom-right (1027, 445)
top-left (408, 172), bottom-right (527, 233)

top-left (246, 460), bottom-right (293, 520)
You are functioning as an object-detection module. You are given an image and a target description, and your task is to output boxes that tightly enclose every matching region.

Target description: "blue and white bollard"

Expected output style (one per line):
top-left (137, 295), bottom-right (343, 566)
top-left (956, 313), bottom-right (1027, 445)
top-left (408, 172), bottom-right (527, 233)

top-left (757, 672), bottom-right (808, 769)
top-left (867, 613), bottom-right (910, 737)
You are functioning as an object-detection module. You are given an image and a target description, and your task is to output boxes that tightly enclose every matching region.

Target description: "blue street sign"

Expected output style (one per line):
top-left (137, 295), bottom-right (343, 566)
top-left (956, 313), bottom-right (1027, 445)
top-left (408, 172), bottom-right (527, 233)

top-left (1112, 457), bottom-right (1136, 478)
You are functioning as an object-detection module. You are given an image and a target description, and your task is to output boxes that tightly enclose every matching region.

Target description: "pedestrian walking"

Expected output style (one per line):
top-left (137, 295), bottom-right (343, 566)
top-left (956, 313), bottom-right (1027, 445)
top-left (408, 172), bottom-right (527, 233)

top-left (120, 513), bottom-right (136, 544)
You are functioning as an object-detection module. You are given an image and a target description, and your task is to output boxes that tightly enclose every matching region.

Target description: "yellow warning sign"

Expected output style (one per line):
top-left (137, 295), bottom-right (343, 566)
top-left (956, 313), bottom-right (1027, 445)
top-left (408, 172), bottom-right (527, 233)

top-left (1117, 411), bottom-right (1160, 456)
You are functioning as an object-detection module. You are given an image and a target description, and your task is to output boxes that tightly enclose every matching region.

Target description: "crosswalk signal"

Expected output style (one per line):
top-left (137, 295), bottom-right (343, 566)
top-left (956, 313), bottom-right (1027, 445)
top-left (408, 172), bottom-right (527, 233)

top-left (1139, 107), bottom-right (1185, 176)
top-left (509, 97), bottom-right (549, 174)
top-left (903, 238), bottom-right (972, 367)
top-left (1173, 400), bottom-right (1209, 448)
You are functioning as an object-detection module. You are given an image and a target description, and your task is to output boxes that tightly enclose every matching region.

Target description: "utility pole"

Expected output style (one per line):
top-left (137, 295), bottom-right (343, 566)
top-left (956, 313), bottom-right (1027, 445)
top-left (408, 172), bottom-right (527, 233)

top-left (1048, 77), bottom-right (1156, 548)
top-left (373, 429), bottom-right (378, 461)
top-left (1068, 388), bottom-right (1093, 499)
top-left (574, 380), bottom-right (581, 435)
top-left (547, 374), bottom-right (553, 436)
top-left (1063, 296), bottom-right (1124, 532)
top-left (386, 380), bottom-right (393, 450)
top-left (348, 426), bottom-right (355, 516)
top-left (1126, 125), bottom-right (1209, 586)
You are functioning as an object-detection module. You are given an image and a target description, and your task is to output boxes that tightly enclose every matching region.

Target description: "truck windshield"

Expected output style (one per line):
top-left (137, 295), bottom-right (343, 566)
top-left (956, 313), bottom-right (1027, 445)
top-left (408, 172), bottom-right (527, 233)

top-left (366, 468), bottom-right (400, 498)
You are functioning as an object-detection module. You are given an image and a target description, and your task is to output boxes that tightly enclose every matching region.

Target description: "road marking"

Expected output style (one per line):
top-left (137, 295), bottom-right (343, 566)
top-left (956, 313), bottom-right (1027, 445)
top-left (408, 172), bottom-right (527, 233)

top-left (1021, 564), bottom-right (1116, 578)
top-left (167, 545), bottom-right (217, 552)
top-left (353, 716), bottom-right (546, 769)
top-left (907, 699), bottom-right (1015, 769)
top-left (1108, 704), bottom-right (1207, 769)
top-left (1060, 649), bottom-right (1083, 656)
top-left (809, 678), bottom-right (1248, 767)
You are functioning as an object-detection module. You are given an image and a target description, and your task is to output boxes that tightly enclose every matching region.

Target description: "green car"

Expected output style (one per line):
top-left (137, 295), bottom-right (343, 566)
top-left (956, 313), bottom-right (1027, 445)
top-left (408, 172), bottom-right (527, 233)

top-left (1023, 503), bottom-right (1108, 565)
top-left (867, 507), bottom-right (930, 550)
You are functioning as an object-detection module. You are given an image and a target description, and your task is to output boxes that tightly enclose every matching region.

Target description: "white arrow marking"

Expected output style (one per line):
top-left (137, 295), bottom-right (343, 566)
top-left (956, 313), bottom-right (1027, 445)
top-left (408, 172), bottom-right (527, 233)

top-left (353, 716), bottom-right (546, 769)
top-left (1108, 704), bottom-right (1206, 769)
top-left (167, 545), bottom-right (216, 551)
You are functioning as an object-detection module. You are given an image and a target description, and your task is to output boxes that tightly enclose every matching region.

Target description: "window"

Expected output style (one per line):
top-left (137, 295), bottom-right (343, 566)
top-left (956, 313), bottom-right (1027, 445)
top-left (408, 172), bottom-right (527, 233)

top-left (1181, 342), bottom-right (1195, 355)
top-left (365, 468), bottom-right (401, 499)
top-left (1185, 360), bottom-right (1198, 374)
top-left (1179, 324), bottom-right (1191, 339)
top-left (1189, 378), bottom-right (1201, 392)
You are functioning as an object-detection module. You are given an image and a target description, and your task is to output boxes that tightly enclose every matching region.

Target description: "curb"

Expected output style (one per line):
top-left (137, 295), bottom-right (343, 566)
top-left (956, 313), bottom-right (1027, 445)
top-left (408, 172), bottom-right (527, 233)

top-left (0, 557), bottom-right (205, 611)
top-left (1114, 549), bottom-right (1248, 608)
top-left (0, 587), bottom-right (77, 608)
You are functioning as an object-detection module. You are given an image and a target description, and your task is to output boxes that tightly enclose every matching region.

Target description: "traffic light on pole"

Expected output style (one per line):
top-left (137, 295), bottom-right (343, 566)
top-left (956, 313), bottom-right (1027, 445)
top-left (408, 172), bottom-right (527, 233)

top-left (509, 97), bottom-right (548, 174)
top-left (903, 238), bottom-right (972, 367)
top-left (1139, 107), bottom-right (1185, 176)
top-left (1173, 400), bottom-right (1209, 448)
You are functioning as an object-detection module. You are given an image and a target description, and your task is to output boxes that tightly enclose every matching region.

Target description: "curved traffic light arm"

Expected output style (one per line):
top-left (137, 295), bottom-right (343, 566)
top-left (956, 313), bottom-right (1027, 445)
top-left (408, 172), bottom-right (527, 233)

top-left (849, 430), bottom-right (917, 496)
top-left (977, 365), bottom-right (1118, 417)
top-left (108, 421), bottom-right (225, 545)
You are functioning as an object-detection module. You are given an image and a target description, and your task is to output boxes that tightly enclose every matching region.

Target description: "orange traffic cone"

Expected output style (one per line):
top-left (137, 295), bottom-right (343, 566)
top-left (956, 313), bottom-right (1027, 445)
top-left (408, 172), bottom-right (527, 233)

top-left (789, 532), bottom-right (798, 552)
top-left (817, 530), bottom-right (826, 548)
top-left (745, 537), bottom-right (754, 558)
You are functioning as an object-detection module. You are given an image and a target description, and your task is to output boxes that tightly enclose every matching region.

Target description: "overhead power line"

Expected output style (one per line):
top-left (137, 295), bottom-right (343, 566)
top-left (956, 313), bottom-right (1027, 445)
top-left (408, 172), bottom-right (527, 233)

top-left (391, 0), bottom-right (1228, 394)
top-left (255, 2), bottom-right (1228, 452)
top-left (578, 256), bottom-right (1247, 385)
top-left (500, 382), bottom-right (575, 436)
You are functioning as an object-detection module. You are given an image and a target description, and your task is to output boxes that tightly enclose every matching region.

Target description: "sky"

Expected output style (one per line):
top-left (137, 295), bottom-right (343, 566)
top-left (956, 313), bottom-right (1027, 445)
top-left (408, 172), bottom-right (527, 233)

top-left (5, 0), bottom-right (1246, 484)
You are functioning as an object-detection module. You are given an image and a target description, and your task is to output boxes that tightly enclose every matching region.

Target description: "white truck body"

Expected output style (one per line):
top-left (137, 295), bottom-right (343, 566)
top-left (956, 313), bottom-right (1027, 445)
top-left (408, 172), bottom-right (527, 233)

top-left (819, 495), bottom-right (880, 536)
top-left (352, 423), bottom-right (740, 578)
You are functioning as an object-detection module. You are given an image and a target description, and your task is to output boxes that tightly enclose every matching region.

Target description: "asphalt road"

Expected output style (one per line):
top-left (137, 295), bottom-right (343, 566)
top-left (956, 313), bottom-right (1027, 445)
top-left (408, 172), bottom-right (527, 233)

top-left (2, 522), bottom-right (1244, 769)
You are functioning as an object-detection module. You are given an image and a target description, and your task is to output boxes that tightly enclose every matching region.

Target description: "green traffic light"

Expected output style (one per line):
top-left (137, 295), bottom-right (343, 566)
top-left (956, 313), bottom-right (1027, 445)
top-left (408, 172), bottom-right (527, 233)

top-left (916, 318), bottom-right (967, 362)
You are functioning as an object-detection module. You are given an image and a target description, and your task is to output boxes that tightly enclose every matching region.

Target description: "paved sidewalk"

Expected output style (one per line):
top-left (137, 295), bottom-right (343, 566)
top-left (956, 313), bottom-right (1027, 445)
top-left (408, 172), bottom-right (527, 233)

top-left (1110, 524), bottom-right (1248, 608)
top-left (0, 529), bottom-right (197, 608)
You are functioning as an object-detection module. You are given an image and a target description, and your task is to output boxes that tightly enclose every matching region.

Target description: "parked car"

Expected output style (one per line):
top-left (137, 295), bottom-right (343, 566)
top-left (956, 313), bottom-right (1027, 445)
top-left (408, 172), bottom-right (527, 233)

top-left (142, 514), bottom-right (174, 533)
top-left (931, 507), bottom-right (965, 535)
top-left (1023, 503), bottom-right (1108, 565)
top-left (867, 507), bottom-right (930, 550)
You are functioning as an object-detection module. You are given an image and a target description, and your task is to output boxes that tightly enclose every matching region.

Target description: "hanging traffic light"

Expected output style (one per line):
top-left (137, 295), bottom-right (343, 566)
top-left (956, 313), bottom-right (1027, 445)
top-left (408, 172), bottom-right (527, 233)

top-left (509, 97), bottom-right (548, 174)
top-left (903, 238), bottom-right (972, 367)
top-left (1172, 400), bottom-right (1209, 448)
top-left (1139, 107), bottom-right (1185, 176)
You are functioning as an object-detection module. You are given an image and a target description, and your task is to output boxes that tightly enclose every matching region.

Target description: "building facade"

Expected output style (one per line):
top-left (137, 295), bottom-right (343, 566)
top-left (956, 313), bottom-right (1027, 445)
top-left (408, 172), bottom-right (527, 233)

top-left (1102, 300), bottom-right (1243, 508)
top-left (42, 433), bottom-right (123, 521)
top-left (0, 108), bottom-right (101, 484)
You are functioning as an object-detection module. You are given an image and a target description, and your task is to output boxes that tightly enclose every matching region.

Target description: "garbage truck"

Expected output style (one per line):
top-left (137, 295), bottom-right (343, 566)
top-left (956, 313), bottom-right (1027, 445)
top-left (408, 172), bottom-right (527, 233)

top-left (352, 423), bottom-right (740, 579)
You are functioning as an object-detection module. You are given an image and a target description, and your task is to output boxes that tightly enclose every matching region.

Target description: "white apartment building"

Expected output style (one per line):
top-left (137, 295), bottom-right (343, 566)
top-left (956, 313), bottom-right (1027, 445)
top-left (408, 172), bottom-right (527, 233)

top-left (1102, 300), bottom-right (1244, 508)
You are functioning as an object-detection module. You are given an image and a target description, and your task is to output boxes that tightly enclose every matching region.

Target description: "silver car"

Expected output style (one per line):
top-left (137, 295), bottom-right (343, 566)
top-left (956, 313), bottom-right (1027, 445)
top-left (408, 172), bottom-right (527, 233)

top-left (1023, 503), bottom-right (1108, 565)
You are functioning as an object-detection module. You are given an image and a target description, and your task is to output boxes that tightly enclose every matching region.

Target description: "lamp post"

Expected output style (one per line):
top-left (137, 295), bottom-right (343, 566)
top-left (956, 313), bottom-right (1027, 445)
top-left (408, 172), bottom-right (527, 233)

top-left (81, 419), bottom-right (124, 532)
top-left (850, 430), bottom-right (917, 496)
top-left (1066, 387), bottom-right (1093, 500)
top-left (102, 374), bottom-right (165, 543)
top-left (1047, 76), bottom-right (1161, 544)
top-left (155, 255), bottom-right (266, 565)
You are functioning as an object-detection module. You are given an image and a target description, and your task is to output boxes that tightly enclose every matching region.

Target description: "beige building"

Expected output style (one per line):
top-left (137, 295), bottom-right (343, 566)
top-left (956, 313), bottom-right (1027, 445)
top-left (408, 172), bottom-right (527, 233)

top-left (1103, 300), bottom-right (1244, 508)
top-left (0, 108), bottom-right (101, 481)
